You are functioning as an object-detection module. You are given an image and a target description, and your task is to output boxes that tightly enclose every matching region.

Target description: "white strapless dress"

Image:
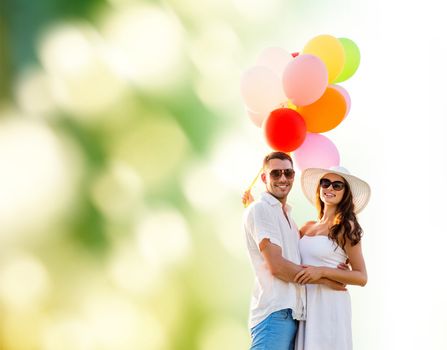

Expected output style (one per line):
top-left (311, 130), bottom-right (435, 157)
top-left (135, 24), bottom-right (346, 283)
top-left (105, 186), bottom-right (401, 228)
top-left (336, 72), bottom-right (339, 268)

top-left (295, 235), bottom-right (352, 350)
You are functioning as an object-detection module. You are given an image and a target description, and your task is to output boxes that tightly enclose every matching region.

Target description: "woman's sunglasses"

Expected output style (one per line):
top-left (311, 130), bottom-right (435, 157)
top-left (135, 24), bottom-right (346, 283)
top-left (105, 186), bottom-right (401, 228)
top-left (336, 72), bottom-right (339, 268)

top-left (269, 168), bottom-right (295, 180)
top-left (319, 178), bottom-right (345, 191)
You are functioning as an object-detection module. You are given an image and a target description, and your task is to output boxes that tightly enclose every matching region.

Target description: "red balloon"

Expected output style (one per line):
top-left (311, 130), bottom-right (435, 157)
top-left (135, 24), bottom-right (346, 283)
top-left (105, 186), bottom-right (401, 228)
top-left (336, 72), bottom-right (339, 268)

top-left (263, 108), bottom-right (307, 152)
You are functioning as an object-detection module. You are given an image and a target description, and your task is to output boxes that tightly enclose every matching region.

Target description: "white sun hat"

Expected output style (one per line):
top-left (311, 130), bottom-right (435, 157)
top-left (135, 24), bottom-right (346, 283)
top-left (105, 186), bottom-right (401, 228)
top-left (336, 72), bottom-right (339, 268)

top-left (300, 166), bottom-right (371, 214)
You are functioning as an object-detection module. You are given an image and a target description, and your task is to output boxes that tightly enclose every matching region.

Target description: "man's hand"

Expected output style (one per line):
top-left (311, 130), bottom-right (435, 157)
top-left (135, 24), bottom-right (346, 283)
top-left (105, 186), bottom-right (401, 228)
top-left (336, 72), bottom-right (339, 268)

top-left (319, 278), bottom-right (347, 291)
top-left (294, 266), bottom-right (324, 284)
top-left (337, 258), bottom-right (351, 271)
top-left (337, 262), bottom-right (350, 270)
top-left (242, 190), bottom-right (254, 207)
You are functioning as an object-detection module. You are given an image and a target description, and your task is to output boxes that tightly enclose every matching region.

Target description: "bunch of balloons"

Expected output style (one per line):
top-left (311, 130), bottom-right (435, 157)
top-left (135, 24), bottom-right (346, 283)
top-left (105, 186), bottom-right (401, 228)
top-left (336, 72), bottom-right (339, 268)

top-left (240, 34), bottom-right (360, 170)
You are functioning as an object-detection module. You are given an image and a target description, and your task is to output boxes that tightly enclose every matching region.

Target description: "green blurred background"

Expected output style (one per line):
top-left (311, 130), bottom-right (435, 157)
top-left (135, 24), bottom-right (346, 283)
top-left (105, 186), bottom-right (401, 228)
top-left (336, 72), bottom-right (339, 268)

top-left (0, 0), bottom-right (371, 349)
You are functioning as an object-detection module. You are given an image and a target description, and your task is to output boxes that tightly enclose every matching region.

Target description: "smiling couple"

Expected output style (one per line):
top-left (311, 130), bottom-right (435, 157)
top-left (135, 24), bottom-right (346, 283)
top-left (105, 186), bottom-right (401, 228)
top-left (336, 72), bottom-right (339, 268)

top-left (243, 151), bottom-right (371, 350)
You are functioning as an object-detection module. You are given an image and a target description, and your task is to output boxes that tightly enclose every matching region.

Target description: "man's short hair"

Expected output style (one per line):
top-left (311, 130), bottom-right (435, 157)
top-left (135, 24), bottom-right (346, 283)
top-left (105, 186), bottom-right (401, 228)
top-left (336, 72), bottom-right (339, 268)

top-left (263, 152), bottom-right (293, 169)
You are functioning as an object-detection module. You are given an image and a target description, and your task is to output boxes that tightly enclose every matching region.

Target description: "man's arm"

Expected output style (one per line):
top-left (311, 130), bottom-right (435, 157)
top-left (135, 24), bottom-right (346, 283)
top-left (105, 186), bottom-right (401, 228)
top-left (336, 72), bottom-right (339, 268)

top-left (260, 238), bottom-right (304, 281)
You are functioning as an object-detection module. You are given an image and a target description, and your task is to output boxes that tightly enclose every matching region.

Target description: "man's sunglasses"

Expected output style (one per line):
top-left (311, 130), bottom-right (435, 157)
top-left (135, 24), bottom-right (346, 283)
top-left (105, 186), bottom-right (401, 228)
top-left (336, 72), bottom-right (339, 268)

top-left (319, 178), bottom-right (345, 191)
top-left (269, 168), bottom-right (295, 180)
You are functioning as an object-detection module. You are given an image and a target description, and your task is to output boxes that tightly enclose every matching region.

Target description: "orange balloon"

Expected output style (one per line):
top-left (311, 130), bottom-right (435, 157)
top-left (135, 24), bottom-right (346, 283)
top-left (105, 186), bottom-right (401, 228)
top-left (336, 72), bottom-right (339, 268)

top-left (297, 86), bottom-right (347, 133)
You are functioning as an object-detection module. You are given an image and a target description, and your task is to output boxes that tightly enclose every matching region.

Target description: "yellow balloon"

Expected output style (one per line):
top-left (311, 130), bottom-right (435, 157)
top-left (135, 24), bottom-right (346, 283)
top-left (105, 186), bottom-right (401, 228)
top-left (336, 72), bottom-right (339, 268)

top-left (303, 35), bottom-right (345, 83)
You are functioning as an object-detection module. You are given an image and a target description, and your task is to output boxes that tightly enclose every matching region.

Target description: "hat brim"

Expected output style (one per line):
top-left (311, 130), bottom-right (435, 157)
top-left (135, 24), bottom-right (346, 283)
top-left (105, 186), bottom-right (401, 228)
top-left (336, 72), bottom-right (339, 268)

top-left (300, 168), bottom-right (371, 214)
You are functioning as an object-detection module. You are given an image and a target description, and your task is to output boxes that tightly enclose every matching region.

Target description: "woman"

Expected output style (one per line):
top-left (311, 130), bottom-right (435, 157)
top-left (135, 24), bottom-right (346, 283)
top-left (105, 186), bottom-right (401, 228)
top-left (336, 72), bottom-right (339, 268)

top-left (294, 166), bottom-right (370, 350)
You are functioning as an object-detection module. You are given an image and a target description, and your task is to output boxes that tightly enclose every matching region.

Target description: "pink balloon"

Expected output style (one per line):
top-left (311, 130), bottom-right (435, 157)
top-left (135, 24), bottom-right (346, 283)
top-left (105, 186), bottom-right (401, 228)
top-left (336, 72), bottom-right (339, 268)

top-left (256, 47), bottom-right (293, 78)
top-left (282, 54), bottom-right (328, 106)
top-left (292, 133), bottom-right (340, 171)
top-left (246, 108), bottom-right (266, 127)
top-left (240, 66), bottom-right (287, 114)
top-left (331, 84), bottom-right (351, 118)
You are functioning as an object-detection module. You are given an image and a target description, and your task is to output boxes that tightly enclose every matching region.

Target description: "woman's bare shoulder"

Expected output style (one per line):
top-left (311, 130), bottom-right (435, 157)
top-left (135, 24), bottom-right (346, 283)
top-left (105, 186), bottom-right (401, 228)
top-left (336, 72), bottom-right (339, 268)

top-left (301, 220), bottom-right (317, 228)
top-left (299, 221), bottom-right (317, 237)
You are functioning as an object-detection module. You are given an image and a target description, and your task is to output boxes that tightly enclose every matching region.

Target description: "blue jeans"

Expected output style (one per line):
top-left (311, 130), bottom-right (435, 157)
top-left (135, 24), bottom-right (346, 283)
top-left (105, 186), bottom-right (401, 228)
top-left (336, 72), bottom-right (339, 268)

top-left (250, 309), bottom-right (298, 350)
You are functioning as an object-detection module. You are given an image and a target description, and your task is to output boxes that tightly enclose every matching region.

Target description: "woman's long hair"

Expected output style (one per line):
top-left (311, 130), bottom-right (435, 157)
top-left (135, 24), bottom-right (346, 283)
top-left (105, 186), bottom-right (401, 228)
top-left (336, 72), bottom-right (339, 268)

top-left (316, 176), bottom-right (363, 250)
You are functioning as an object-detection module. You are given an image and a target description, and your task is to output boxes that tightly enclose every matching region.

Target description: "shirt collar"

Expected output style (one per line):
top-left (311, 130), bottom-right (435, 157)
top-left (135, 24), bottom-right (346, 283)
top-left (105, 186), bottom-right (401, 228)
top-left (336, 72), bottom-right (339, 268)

top-left (261, 192), bottom-right (292, 213)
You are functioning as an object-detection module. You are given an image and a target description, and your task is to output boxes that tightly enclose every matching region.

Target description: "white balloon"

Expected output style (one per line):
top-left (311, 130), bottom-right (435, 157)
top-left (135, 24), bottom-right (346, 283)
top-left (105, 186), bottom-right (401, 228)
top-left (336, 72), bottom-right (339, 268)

top-left (240, 66), bottom-right (286, 114)
top-left (245, 108), bottom-right (266, 128)
top-left (256, 46), bottom-right (293, 78)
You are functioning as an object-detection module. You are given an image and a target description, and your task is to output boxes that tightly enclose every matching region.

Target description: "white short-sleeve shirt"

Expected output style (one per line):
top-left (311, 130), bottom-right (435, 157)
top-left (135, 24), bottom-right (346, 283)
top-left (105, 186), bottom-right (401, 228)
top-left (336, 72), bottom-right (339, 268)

top-left (243, 192), bottom-right (306, 328)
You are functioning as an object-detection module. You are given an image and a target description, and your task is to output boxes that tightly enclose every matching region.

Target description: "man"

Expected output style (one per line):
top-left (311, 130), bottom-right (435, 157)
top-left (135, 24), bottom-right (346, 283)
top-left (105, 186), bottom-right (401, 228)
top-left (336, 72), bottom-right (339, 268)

top-left (243, 151), bottom-right (345, 350)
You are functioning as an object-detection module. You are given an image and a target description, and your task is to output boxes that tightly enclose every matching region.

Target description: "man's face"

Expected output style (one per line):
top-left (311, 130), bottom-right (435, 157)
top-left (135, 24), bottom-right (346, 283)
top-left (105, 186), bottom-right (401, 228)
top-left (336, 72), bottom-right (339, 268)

top-left (262, 158), bottom-right (295, 202)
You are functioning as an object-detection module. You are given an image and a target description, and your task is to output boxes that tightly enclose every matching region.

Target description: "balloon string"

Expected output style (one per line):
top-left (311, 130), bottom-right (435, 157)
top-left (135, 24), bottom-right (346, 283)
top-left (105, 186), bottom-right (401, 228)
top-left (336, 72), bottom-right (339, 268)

top-left (248, 166), bottom-right (263, 191)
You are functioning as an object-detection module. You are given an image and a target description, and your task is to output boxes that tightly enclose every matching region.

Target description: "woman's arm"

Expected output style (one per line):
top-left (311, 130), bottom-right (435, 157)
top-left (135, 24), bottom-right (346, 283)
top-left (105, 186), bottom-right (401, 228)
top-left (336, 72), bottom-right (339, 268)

top-left (294, 240), bottom-right (367, 286)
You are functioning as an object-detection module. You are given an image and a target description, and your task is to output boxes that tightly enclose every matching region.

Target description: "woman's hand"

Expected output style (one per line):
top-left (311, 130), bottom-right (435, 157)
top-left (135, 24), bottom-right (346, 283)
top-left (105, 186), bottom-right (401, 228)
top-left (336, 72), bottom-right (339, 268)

top-left (242, 190), bottom-right (254, 207)
top-left (294, 266), bottom-right (324, 284)
top-left (337, 261), bottom-right (351, 270)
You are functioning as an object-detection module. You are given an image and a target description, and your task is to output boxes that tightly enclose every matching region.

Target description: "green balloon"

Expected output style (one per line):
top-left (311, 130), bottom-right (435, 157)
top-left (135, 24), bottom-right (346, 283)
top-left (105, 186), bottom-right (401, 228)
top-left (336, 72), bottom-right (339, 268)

top-left (334, 38), bottom-right (361, 83)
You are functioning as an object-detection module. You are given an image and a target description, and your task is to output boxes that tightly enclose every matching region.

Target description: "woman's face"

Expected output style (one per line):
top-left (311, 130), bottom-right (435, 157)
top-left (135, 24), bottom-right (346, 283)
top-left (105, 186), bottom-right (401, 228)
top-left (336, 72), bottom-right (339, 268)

top-left (319, 173), bottom-right (346, 207)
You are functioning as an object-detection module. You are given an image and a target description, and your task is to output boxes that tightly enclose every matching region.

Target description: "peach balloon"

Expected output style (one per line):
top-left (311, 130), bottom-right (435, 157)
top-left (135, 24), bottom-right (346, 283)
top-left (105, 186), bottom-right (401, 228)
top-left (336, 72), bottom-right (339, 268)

top-left (282, 54), bottom-right (328, 106)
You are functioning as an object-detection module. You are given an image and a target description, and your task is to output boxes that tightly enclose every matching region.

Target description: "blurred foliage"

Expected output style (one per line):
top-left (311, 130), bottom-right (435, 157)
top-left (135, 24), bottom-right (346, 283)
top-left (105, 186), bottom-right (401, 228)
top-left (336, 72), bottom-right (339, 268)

top-left (1, 0), bottom-right (106, 99)
top-left (0, 0), bottom-right (258, 349)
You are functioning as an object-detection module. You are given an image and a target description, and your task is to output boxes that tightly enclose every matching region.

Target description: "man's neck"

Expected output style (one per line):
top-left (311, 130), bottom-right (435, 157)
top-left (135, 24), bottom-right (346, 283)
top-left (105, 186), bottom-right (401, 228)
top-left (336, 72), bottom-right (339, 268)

top-left (267, 191), bottom-right (288, 208)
